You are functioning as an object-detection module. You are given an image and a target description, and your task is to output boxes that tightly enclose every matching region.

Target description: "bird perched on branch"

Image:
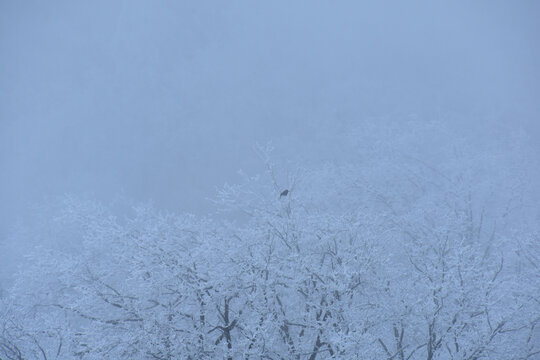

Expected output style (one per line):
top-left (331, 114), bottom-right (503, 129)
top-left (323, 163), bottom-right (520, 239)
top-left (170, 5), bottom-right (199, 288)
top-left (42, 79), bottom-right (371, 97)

top-left (280, 189), bottom-right (289, 198)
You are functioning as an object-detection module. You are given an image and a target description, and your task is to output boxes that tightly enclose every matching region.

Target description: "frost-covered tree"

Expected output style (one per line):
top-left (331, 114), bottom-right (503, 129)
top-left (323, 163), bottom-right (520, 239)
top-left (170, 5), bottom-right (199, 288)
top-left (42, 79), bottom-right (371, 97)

top-left (2, 120), bottom-right (538, 359)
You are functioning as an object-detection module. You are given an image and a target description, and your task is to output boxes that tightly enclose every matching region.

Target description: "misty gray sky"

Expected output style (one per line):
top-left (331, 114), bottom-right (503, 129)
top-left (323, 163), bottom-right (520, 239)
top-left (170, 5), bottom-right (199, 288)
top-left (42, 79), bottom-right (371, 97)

top-left (1, 1), bottom-right (539, 239)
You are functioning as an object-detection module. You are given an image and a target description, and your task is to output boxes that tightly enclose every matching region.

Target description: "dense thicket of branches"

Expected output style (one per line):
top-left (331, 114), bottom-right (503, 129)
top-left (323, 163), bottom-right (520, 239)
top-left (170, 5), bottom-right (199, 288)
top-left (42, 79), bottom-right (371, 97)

top-left (1, 121), bottom-right (539, 359)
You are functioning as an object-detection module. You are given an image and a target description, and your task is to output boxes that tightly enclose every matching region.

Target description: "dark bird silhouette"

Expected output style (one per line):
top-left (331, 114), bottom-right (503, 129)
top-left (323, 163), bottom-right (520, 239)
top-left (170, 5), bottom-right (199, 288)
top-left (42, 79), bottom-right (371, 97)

top-left (280, 189), bottom-right (289, 198)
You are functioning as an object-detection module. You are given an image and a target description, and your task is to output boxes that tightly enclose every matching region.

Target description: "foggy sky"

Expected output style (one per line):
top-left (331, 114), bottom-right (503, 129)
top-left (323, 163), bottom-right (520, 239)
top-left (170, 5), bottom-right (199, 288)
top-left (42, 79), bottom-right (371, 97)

top-left (1, 0), bottom-right (539, 241)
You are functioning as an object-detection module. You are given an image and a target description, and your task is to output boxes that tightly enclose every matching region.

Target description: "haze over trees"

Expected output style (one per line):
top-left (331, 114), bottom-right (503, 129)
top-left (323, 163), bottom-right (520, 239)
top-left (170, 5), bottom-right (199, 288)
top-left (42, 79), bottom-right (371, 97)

top-left (1, 1), bottom-right (539, 359)
top-left (1, 121), bottom-right (539, 359)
